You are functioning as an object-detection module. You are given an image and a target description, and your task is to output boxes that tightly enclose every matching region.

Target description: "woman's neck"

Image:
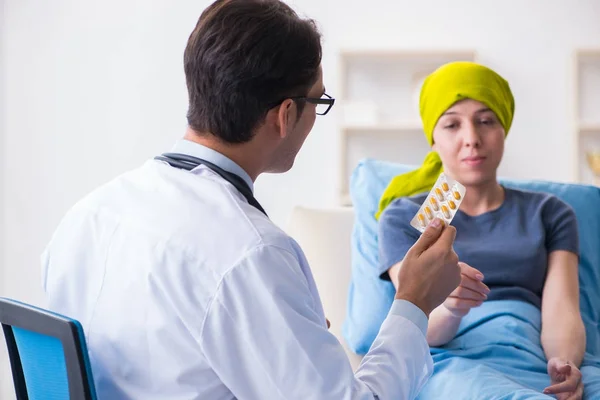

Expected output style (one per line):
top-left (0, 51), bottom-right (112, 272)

top-left (459, 179), bottom-right (505, 217)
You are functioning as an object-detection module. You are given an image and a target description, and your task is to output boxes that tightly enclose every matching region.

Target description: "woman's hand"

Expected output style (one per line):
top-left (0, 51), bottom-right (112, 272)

top-left (442, 262), bottom-right (490, 318)
top-left (544, 357), bottom-right (583, 400)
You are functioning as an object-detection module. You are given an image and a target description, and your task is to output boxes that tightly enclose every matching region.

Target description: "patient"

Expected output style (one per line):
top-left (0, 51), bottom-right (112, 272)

top-left (374, 61), bottom-right (597, 399)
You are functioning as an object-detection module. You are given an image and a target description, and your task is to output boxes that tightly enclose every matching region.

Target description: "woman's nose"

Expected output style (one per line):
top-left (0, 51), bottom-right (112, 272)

top-left (463, 122), bottom-right (481, 148)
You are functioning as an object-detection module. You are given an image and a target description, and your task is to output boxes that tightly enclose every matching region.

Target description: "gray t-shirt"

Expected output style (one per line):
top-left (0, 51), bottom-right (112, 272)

top-left (378, 187), bottom-right (579, 308)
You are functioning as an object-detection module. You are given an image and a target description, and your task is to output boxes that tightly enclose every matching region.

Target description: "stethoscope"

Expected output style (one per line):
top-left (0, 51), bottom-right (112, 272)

top-left (154, 153), bottom-right (267, 217)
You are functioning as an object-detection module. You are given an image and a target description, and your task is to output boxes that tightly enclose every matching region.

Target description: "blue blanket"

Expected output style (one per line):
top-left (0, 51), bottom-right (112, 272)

top-left (416, 300), bottom-right (600, 399)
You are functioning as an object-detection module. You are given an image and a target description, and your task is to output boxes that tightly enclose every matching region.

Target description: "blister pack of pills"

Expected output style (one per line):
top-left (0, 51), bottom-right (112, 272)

top-left (410, 173), bottom-right (466, 233)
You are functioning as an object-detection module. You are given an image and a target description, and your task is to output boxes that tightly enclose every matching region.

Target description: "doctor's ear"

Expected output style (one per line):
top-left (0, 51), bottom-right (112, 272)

top-left (275, 99), bottom-right (297, 139)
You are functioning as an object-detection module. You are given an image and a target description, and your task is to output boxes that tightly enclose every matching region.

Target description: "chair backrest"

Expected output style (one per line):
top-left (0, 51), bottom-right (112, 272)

top-left (0, 298), bottom-right (97, 400)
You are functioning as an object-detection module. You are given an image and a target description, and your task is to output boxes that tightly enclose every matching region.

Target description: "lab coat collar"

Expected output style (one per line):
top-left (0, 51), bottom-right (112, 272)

top-left (170, 139), bottom-right (254, 192)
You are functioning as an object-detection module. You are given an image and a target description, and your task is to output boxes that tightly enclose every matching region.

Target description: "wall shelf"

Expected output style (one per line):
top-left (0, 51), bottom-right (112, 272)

top-left (337, 49), bottom-right (477, 205)
top-left (342, 123), bottom-right (423, 133)
top-left (573, 49), bottom-right (600, 186)
top-left (579, 123), bottom-right (600, 134)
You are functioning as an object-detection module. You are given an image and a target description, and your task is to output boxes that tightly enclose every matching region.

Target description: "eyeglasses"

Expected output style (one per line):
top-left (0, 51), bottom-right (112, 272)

top-left (291, 92), bottom-right (335, 116)
top-left (270, 92), bottom-right (336, 116)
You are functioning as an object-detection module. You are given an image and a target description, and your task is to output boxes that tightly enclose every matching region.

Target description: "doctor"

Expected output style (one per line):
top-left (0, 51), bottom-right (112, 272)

top-left (42, 0), bottom-right (461, 398)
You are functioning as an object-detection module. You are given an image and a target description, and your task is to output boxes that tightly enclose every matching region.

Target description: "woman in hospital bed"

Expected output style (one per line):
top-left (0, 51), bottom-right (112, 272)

top-left (374, 61), bottom-right (599, 399)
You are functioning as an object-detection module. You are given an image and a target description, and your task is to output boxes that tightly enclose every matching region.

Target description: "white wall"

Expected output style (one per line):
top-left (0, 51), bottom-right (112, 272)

top-left (0, 0), bottom-right (4, 290)
top-left (1, 0), bottom-right (599, 398)
top-left (0, 0), bottom-right (7, 395)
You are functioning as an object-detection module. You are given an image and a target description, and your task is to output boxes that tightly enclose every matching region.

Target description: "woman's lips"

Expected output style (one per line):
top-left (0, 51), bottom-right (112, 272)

top-left (462, 156), bottom-right (486, 166)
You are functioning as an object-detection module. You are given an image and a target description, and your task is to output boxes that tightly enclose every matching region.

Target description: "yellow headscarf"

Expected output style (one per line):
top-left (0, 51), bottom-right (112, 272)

top-left (375, 61), bottom-right (515, 219)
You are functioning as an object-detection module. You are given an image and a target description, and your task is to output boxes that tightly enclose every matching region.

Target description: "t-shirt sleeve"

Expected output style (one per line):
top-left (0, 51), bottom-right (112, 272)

top-left (377, 198), bottom-right (421, 281)
top-left (542, 195), bottom-right (580, 256)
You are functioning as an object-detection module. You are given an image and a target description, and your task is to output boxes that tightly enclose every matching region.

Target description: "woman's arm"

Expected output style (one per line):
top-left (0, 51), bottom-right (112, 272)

top-left (541, 250), bottom-right (585, 367)
top-left (425, 305), bottom-right (463, 347)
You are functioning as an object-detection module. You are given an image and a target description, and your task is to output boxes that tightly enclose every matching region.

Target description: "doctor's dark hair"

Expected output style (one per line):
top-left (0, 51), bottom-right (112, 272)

top-left (184, 0), bottom-right (322, 144)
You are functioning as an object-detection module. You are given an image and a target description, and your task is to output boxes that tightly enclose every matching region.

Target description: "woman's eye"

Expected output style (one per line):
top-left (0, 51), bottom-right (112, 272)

top-left (479, 119), bottom-right (495, 125)
top-left (444, 123), bottom-right (458, 130)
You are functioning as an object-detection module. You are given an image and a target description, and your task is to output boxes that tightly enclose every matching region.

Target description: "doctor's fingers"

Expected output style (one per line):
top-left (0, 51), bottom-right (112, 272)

top-left (427, 225), bottom-right (457, 256)
top-left (409, 218), bottom-right (446, 256)
top-left (421, 235), bottom-right (458, 269)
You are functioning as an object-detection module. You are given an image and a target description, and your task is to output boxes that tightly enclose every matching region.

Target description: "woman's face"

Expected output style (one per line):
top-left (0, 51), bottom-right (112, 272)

top-left (432, 98), bottom-right (505, 187)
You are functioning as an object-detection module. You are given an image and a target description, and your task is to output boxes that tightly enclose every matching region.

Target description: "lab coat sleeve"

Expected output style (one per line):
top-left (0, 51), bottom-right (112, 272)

top-left (200, 244), bottom-right (433, 399)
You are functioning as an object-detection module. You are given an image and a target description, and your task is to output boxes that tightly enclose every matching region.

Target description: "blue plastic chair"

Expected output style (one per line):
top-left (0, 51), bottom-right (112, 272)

top-left (0, 297), bottom-right (97, 400)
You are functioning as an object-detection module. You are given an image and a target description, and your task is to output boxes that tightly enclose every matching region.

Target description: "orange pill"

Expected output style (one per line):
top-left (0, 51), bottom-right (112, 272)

top-left (453, 190), bottom-right (462, 200)
top-left (417, 213), bottom-right (426, 227)
top-left (448, 200), bottom-right (457, 210)
top-left (441, 205), bottom-right (451, 218)
top-left (424, 206), bottom-right (433, 219)
top-left (435, 188), bottom-right (444, 201)
top-left (442, 182), bottom-right (450, 191)
top-left (429, 197), bottom-right (439, 211)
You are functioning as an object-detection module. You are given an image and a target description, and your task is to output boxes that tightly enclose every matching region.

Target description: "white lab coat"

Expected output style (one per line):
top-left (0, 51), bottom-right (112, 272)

top-left (41, 140), bottom-right (433, 399)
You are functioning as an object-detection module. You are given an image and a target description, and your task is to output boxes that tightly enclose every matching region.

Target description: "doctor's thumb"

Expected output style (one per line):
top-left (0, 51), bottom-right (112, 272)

top-left (411, 218), bottom-right (444, 255)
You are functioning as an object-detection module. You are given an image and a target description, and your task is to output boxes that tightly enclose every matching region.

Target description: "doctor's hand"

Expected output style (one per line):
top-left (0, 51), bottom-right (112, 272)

top-left (442, 262), bottom-right (490, 318)
top-left (544, 358), bottom-right (583, 400)
top-left (395, 218), bottom-right (461, 318)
